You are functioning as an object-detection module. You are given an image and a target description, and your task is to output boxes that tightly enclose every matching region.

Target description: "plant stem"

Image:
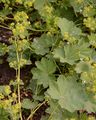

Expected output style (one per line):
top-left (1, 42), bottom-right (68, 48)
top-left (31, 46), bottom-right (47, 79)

top-left (29, 28), bottom-right (48, 32)
top-left (27, 101), bottom-right (47, 120)
top-left (0, 24), bottom-right (11, 30)
top-left (15, 40), bottom-right (23, 120)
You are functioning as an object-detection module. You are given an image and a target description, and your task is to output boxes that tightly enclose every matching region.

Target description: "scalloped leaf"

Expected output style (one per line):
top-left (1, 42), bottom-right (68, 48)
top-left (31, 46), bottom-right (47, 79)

top-left (32, 58), bottom-right (56, 88)
top-left (58, 18), bottom-right (81, 37)
top-left (53, 45), bottom-right (79, 65)
top-left (47, 75), bottom-right (96, 112)
top-left (32, 34), bottom-right (55, 55)
top-left (75, 61), bottom-right (92, 73)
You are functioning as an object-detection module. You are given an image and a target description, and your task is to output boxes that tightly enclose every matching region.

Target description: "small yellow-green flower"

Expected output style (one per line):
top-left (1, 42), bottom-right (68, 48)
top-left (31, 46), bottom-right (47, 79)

top-left (24, 0), bottom-right (35, 7)
top-left (16, 23), bottom-right (25, 32)
top-left (83, 17), bottom-right (96, 31)
top-left (17, 39), bottom-right (29, 51)
top-left (83, 5), bottom-right (94, 17)
top-left (0, 93), bottom-right (4, 99)
top-left (9, 61), bottom-right (17, 69)
top-left (44, 5), bottom-right (53, 14)
top-left (15, 0), bottom-right (22, 4)
top-left (4, 85), bottom-right (11, 95)
top-left (12, 93), bottom-right (17, 100)
top-left (12, 103), bottom-right (21, 114)
top-left (14, 11), bottom-right (28, 22)
top-left (64, 32), bottom-right (69, 40)
top-left (3, 100), bottom-right (10, 109)
top-left (20, 58), bottom-right (27, 67)
top-left (12, 23), bottom-right (27, 38)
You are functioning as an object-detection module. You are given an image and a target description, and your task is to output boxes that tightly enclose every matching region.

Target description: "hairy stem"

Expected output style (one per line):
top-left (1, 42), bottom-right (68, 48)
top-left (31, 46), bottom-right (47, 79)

top-left (27, 100), bottom-right (47, 120)
top-left (15, 40), bottom-right (23, 120)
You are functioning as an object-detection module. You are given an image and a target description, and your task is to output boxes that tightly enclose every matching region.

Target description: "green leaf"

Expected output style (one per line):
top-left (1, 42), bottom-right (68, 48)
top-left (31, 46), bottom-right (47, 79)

top-left (75, 61), bottom-right (92, 73)
top-left (81, 67), bottom-right (96, 83)
top-left (64, 45), bottom-right (79, 64)
top-left (70, 0), bottom-right (95, 13)
top-left (32, 34), bottom-right (55, 55)
top-left (0, 6), bottom-right (12, 18)
top-left (57, 18), bottom-right (81, 37)
top-left (22, 98), bottom-right (38, 109)
top-left (88, 33), bottom-right (96, 46)
top-left (0, 85), bottom-right (11, 96)
top-left (41, 115), bottom-right (49, 120)
top-left (0, 108), bottom-right (9, 120)
top-left (35, 58), bottom-right (56, 74)
top-left (77, 40), bottom-right (92, 59)
top-left (32, 58), bottom-right (56, 88)
top-left (54, 7), bottom-right (75, 21)
top-left (34, 0), bottom-right (56, 10)
top-left (53, 45), bottom-right (79, 65)
top-left (53, 47), bottom-right (65, 62)
top-left (46, 101), bottom-right (66, 120)
top-left (34, 0), bottom-right (45, 10)
top-left (83, 6), bottom-right (96, 17)
top-left (79, 113), bottom-right (88, 120)
top-left (28, 79), bottom-right (37, 93)
top-left (53, 40), bottom-right (92, 64)
top-left (33, 94), bottom-right (44, 101)
top-left (0, 86), bottom-right (5, 93)
top-left (45, 100), bottom-right (78, 120)
top-left (47, 75), bottom-right (96, 112)
top-left (70, 0), bottom-right (84, 13)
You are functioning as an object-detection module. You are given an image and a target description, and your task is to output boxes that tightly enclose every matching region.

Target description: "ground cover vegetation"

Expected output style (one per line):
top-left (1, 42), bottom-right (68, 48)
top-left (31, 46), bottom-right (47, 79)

top-left (0, 0), bottom-right (96, 120)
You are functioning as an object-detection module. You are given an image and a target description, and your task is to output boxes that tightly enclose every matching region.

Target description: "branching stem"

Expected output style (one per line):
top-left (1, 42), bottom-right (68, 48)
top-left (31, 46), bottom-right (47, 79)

top-left (27, 100), bottom-right (47, 120)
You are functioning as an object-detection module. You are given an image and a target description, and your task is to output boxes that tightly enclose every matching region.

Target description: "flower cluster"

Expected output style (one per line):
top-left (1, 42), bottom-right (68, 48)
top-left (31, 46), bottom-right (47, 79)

top-left (0, 86), bottom-right (19, 119)
top-left (17, 39), bottom-right (29, 52)
top-left (83, 17), bottom-right (96, 31)
top-left (76, 0), bottom-right (83, 4)
top-left (11, 11), bottom-right (30, 38)
top-left (15, 0), bottom-right (35, 8)
top-left (8, 39), bottom-right (31, 69)
top-left (24, 0), bottom-right (35, 8)
top-left (44, 5), bottom-right (53, 15)
top-left (83, 5), bottom-right (95, 17)
top-left (88, 34), bottom-right (96, 48)
top-left (14, 11), bottom-right (28, 22)
top-left (64, 32), bottom-right (76, 43)
top-left (12, 22), bottom-right (30, 38)
top-left (4, 85), bottom-right (11, 95)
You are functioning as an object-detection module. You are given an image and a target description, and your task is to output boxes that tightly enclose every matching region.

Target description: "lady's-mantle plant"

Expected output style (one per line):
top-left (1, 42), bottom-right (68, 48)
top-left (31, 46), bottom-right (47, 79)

top-left (0, 0), bottom-right (96, 120)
